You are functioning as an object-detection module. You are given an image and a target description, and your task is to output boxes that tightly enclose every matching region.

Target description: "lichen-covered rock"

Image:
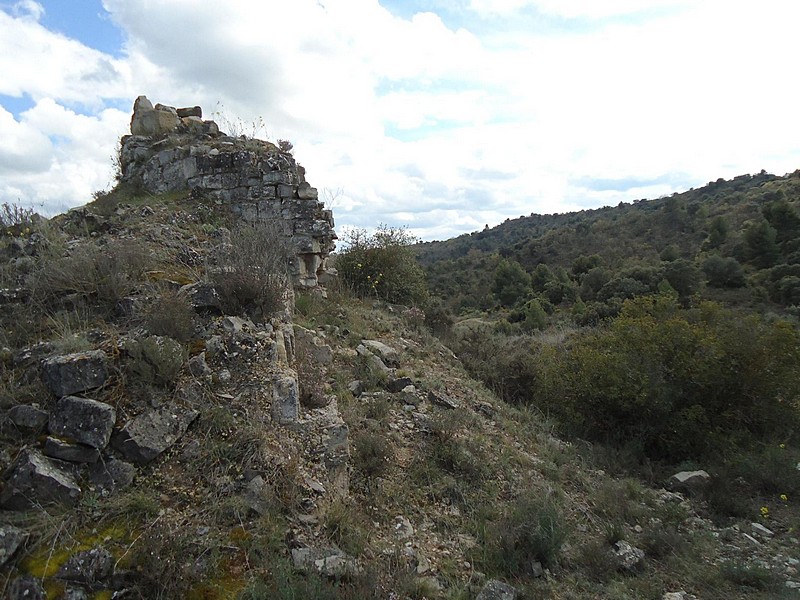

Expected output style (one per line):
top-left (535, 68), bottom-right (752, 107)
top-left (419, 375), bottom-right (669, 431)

top-left (0, 449), bottom-right (81, 509)
top-left (111, 404), bottom-right (199, 464)
top-left (41, 350), bottom-right (109, 397)
top-left (43, 437), bottom-right (101, 463)
top-left (8, 404), bottom-right (49, 431)
top-left (0, 525), bottom-right (27, 568)
top-left (360, 340), bottom-right (400, 367)
top-left (88, 457), bottom-right (136, 493)
top-left (181, 281), bottom-right (221, 312)
top-left (291, 546), bottom-right (361, 578)
top-left (475, 579), bottom-right (519, 600)
top-left (611, 540), bottom-right (645, 572)
top-left (49, 396), bottom-right (116, 449)
top-left (57, 546), bottom-right (113, 584)
top-left (272, 376), bottom-right (299, 425)
top-left (6, 576), bottom-right (45, 600)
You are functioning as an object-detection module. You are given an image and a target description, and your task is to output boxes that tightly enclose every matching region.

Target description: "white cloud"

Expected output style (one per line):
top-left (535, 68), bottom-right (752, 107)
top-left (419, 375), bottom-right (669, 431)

top-left (469, 0), bottom-right (696, 19)
top-left (1, 0), bottom-right (800, 240)
top-left (0, 99), bottom-right (128, 213)
top-left (11, 0), bottom-right (44, 20)
top-left (0, 8), bottom-right (129, 105)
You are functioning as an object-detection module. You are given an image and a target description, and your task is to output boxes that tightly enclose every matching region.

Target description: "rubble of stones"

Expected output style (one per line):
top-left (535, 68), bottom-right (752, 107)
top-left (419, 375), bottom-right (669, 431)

top-left (121, 96), bottom-right (336, 289)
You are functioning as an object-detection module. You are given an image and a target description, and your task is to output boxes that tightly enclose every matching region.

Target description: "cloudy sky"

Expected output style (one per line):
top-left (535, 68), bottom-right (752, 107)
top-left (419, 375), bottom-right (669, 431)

top-left (1, 0), bottom-right (799, 241)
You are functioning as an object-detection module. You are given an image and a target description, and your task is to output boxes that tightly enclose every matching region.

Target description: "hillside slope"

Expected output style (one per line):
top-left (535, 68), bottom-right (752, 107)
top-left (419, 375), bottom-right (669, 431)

top-left (1, 189), bottom-right (798, 598)
top-left (417, 170), bottom-right (800, 317)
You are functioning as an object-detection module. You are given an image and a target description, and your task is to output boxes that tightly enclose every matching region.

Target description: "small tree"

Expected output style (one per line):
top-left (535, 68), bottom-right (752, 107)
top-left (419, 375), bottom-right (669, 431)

top-left (492, 259), bottom-right (531, 307)
top-left (702, 255), bottom-right (746, 288)
top-left (336, 225), bottom-right (428, 305)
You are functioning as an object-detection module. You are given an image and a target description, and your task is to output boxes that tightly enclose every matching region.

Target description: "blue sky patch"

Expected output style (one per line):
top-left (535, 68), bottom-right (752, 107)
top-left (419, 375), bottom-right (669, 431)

top-left (0, 93), bottom-right (35, 118)
top-left (39, 0), bottom-right (124, 57)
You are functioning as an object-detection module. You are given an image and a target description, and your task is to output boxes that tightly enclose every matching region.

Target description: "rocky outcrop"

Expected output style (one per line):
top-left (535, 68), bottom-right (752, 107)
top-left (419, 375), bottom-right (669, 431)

top-left (120, 96), bottom-right (336, 289)
top-left (41, 350), bottom-right (109, 397)
top-left (0, 526), bottom-right (27, 568)
top-left (476, 580), bottom-right (519, 600)
top-left (0, 449), bottom-right (81, 509)
top-left (111, 404), bottom-right (199, 465)
top-left (48, 396), bottom-right (116, 449)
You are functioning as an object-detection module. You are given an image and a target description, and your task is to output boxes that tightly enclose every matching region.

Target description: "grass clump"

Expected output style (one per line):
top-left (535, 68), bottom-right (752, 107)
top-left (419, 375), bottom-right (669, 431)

top-left (353, 430), bottom-right (392, 480)
top-left (144, 287), bottom-right (197, 342)
top-left (479, 489), bottom-right (568, 576)
top-left (33, 239), bottom-right (152, 311)
top-left (719, 561), bottom-right (783, 592)
top-left (209, 222), bottom-right (289, 318)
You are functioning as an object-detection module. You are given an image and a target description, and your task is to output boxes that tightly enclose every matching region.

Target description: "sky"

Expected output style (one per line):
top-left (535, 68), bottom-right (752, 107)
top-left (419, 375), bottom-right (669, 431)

top-left (1, 0), bottom-right (799, 242)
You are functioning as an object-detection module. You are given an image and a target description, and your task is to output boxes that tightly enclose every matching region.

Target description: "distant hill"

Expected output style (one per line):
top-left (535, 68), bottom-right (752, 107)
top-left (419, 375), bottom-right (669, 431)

top-left (416, 169), bottom-right (800, 318)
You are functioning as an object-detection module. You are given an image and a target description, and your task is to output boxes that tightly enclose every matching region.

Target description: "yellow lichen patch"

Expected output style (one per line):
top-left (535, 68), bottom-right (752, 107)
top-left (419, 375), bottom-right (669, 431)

top-left (21, 547), bottom-right (73, 578)
top-left (20, 524), bottom-right (131, 580)
top-left (92, 591), bottom-right (114, 600)
top-left (187, 577), bottom-right (246, 600)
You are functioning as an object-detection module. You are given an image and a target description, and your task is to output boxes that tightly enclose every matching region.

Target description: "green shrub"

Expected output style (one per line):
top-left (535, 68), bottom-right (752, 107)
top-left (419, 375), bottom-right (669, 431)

top-left (144, 287), bottom-right (196, 342)
top-left (353, 430), bottom-right (392, 479)
top-left (336, 225), bottom-right (428, 306)
top-left (481, 490), bottom-right (568, 574)
top-left (210, 222), bottom-right (289, 317)
top-left (537, 295), bottom-right (800, 461)
top-left (492, 258), bottom-right (531, 307)
top-left (719, 561), bottom-right (783, 591)
top-left (126, 335), bottom-right (187, 387)
top-left (702, 254), bottom-right (746, 288)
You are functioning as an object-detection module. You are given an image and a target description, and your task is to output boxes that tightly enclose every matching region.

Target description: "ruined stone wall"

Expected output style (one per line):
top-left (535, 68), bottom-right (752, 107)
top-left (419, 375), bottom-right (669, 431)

top-left (119, 96), bottom-right (336, 289)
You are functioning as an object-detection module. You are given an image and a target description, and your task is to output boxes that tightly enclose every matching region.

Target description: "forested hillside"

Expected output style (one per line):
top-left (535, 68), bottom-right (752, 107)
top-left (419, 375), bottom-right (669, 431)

top-left (417, 169), bottom-right (800, 322)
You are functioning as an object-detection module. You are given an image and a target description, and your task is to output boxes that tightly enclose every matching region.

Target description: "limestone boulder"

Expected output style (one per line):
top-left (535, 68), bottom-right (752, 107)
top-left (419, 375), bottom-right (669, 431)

top-left (49, 396), bottom-right (116, 449)
top-left (0, 449), bottom-right (81, 509)
top-left (291, 546), bottom-right (361, 578)
top-left (272, 376), bottom-right (299, 424)
top-left (57, 546), bottom-right (113, 585)
top-left (611, 540), bottom-right (645, 572)
top-left (112, 404), bottom-right (199, 464)
top-left (8, 404), bottom-right (49, 431)
top-left (360, 340), bottom-right (400, 367)
top-left (177, 105), bottom-right (202, 118)
top-left (668, 470), bottom-right (710, 494)
top-left (130, 96), bottom-right (181, 136)
top-left (0, 525), bottom-right (27, 568)
top-left (476, 580), bottom-right (519, 600)
top-left (43, 437), bottom-right (100, 463)
top-left (88, 457), bottom-right (136, 494)
top-left (41, 350), bottom-right (109, 397)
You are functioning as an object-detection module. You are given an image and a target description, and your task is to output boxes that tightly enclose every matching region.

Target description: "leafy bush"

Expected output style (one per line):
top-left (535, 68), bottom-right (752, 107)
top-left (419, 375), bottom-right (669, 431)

top-left (126, 335), bottom-right (187, 388)
top-left (702, 254), bottom-right (746, 288)
top-left (537, 295), bottom-right (800, 461)
top-left (481, 490), bottom-right (568, 575)
top-left (209, 222), bottom-right (289, 317)
top-left (144, 287), bottom-right (196, 342)
top-left (336, 225), bottom-right (428, 306)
